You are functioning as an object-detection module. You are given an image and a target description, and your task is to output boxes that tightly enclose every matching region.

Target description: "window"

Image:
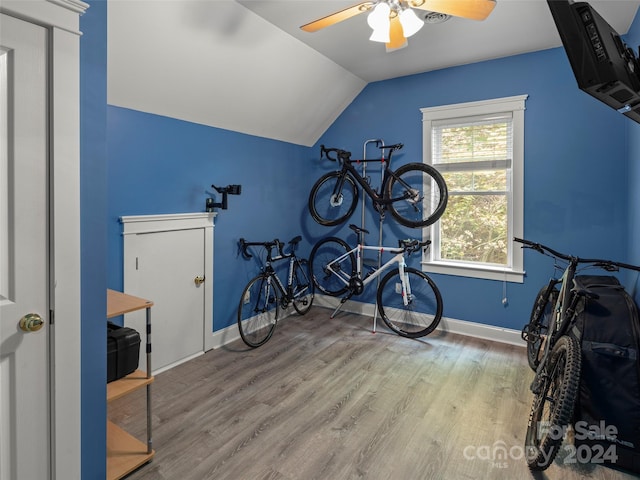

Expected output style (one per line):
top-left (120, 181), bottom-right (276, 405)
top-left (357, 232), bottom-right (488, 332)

top-left (421, 95), bottom-right (527, 282)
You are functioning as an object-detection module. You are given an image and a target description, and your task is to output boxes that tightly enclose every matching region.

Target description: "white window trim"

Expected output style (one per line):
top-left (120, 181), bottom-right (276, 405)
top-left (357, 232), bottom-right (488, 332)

top-left (420, 95), bottom-right (528, 283)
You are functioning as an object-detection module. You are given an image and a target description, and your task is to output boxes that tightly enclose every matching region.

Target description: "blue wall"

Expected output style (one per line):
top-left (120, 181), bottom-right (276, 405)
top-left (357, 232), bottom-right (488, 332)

top-left (107, 107), bottom-right (314, 331)
top-left (312, 47), bottom-right (630, 331)
top-left (80, 0), bottom-right (108, 478)
top-left (624, 14), bottom-right (640, 300)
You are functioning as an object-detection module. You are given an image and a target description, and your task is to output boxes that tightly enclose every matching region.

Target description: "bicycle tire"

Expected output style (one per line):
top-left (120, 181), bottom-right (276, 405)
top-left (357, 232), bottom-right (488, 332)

top-left (237, 273), bottom-right (279, 348)
top-left (376, 267), bottom-right (443, 338)
top-left (308, 171), bottom-right (358, 226)
top-left (526, 286), bottom-right (559, 371)
top-left (309, 237), bottom-right (355, 296)
top-left (386, 163), bottom-right (448, 229)
top-left (525, 335), bottom-right (581, 471)
top-left (292, 259), bottom-right (315, 315)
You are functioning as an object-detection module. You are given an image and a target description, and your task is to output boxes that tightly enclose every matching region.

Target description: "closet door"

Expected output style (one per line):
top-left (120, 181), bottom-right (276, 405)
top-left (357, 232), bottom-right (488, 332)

top-left (122, 214), bottom-right (214, 373)
top-left (126, 229), bottom-right (205, 371)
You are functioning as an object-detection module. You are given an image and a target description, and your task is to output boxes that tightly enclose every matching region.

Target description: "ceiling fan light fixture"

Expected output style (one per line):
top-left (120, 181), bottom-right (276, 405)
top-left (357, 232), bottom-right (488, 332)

top-left (399, 7), bottom-right (424, 37)
top-left (369, 23), bottom-right (391, 43)
top-left (367, 1), bottom-right (391, 30)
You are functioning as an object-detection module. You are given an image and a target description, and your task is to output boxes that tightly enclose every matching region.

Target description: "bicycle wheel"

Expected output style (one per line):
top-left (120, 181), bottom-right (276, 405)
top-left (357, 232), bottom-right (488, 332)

top-left (386, 163), bottom-right (448, 228)
top-left (292, 259), bottom-right (315, 315)
top-left (525, 335), bottom-right (581, 471)
top-left (237, 273), bottom-right (279, 348)
top-left (525, 285), bottom-right (559, 371)
top-left (308, 171), bottom-right (358, 226)
top-left (309, 237), bottom-right (355, 296)
top-left (376, 267), bottom-right (443, 338)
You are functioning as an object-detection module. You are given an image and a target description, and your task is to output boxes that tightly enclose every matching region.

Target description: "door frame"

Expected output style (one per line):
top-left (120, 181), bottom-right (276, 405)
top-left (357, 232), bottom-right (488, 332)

top-left (0, 1), bottom-right (86, 479)
top-left (121, 213), bottom-right (216, 353)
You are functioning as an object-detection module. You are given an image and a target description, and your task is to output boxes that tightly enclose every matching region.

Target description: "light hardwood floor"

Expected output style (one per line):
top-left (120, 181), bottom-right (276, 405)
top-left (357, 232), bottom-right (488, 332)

top-left (110, 307), bottom-right (638, 480)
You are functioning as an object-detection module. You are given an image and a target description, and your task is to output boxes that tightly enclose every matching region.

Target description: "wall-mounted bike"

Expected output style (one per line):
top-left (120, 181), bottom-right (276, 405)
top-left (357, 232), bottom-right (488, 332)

top-left (308, 143), bottom-right (448, 229)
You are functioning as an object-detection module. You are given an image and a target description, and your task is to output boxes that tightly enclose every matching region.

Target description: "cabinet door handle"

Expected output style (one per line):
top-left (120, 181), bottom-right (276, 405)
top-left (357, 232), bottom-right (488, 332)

top-left (194, 276), bottom-right (205, 286)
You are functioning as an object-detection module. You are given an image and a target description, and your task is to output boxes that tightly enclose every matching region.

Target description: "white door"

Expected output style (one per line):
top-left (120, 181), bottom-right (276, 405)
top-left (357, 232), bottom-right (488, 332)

top-left (126, 228), bottom-right (206, 372)
top-left (0, 13), bottom-right (50, 480)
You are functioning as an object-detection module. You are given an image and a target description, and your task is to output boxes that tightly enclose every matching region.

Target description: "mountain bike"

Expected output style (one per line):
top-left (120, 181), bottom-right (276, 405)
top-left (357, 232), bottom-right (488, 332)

top-left (237, 235), bottom-right (314, 348)
top-left (515, 237), bottom-right (640, 471)
top-left (309, 224), bottom-right (443, 338)
top-left (308, 143), bottom-right (448, 229)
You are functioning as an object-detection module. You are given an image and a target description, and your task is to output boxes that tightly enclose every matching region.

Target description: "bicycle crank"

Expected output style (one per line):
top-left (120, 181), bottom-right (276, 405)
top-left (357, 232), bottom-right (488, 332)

top-left (348, 277), bottom-right (364, 295)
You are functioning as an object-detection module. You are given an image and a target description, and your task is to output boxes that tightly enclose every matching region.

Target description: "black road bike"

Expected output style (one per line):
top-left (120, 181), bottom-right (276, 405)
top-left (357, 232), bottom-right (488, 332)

top-left (237, 236), bottom-right (314, 348)
top-left (308, 143), bottom-right (448, 229)
top-left (516, 237), bottom-right (640, 471)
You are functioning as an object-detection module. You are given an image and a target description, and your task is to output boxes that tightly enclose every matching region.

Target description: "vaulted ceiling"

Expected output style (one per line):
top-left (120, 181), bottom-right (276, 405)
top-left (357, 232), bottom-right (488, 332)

top-left (107, 1), bottom-right (640, 146)
top-left (239, 1), bottom-right (640, 83)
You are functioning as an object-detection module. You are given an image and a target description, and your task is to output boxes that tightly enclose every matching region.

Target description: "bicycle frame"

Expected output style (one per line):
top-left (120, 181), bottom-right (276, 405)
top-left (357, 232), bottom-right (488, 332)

top-left (325, 243), bottom-right (413, 306)
top-left (533, 259), bottom-right (577, 378)
top-left (331, 150), bottom-right (416, 207)
top-left (239, 237), bottom-right (311, 305)
top-left (263, 254), bottom-right (310, 304)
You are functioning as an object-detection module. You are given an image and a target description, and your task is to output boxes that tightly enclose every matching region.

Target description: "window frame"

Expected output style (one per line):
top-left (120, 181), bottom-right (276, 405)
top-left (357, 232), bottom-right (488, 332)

top-left (420, 95), bottom-right (527, 283)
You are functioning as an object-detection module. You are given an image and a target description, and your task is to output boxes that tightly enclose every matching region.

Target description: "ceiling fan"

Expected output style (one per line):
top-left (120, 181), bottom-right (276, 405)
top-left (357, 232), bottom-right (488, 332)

top-left (300, 0), bottom-right (497, 51)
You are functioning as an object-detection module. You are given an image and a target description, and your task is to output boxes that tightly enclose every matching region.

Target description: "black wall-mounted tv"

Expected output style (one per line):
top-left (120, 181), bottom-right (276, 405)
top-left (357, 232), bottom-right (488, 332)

top-left (547, 0), bottom-right (640, 123)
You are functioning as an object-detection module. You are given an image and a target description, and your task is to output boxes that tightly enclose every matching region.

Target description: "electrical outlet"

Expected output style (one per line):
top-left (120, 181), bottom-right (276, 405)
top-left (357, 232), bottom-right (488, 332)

top-left (395, 283), bottom-right (402, 294)
top-left (243, 290), bottom-right (250, 304)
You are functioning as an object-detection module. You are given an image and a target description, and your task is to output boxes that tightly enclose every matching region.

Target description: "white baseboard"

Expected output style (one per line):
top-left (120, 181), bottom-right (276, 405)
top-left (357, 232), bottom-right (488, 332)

top-left (153, 350), bottom-right (204, 375)
top-left (207, 295), bottom-right (525, 351)
top-left (313, 294), bottom-right (525, 347)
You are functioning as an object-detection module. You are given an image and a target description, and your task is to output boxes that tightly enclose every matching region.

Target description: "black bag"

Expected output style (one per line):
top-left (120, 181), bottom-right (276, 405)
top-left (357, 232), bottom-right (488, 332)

top-left (571, 275), bottom-right (640, 474)
top-left (107, 321), bottom-right (141, 383)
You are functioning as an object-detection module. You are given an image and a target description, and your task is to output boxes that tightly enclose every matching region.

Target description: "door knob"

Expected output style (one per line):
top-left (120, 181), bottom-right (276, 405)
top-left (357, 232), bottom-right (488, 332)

top-left (19, 313), bottom-right (44, 332)
top-left (194, 276), bottom-right (205, 286)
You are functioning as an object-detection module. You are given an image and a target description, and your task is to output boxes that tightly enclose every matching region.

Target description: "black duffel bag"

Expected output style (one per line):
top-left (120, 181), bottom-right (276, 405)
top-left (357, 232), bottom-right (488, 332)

top-left (571, 275), bottom-right (640, 474)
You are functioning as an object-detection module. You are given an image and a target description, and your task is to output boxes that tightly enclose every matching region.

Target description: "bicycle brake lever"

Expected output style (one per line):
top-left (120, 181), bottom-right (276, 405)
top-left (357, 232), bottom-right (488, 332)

top-left (596, 262), bottom-right (619, 272)
top-left (275, 239), bottom-right (285, 257)
top-left (238, 238), bottom-right (253, 259)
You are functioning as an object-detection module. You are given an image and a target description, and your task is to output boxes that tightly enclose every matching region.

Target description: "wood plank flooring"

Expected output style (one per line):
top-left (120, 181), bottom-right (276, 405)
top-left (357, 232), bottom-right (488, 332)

top-left (110, 307), bottom-right (638, 480)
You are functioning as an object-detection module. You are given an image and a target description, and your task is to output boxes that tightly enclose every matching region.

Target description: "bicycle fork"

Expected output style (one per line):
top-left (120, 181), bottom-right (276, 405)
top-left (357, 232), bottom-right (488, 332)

top-left (397, 259), bottom-right (412, 307)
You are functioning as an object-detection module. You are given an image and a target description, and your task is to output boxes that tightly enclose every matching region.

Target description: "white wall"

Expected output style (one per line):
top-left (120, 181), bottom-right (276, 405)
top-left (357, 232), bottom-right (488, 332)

top-left (108, 0), bottom-right (366, 146)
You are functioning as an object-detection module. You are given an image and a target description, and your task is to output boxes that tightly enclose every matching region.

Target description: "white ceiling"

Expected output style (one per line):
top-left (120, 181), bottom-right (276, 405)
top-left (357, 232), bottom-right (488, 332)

top-left (238, 0), bottom-right (640, 82)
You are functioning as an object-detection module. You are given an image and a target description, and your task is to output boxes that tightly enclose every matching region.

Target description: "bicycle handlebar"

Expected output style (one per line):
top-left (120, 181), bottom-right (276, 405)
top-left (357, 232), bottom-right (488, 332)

top-left (514, 237), bottom-right (640, 272)
top-left (320, 145), bottom-right (351, 162)
top-left (320, 143), bottom-right (404, 162)
top-left (239, 235), bottom-right (302, 260)
top-left (399, 238), bottom-right (431, 254)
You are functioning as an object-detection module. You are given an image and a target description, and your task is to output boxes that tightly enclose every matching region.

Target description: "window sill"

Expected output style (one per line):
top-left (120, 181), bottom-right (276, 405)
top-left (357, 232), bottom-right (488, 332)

top-left (421, 260), bottom-right (525, 283)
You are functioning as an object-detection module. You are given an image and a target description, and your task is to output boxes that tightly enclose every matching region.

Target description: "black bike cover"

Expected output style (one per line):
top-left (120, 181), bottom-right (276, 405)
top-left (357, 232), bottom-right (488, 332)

top-left (571, 275), bottom-right (640, 474)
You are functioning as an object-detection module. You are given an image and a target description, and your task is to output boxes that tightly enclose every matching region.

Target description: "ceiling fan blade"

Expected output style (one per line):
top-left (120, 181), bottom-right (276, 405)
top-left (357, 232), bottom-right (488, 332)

top-left (386, 15), bottom-right (408, 51)
top-left (300, 2), bottom-right (375, 32)
top-left (409, 0), bottom-right (496, 21)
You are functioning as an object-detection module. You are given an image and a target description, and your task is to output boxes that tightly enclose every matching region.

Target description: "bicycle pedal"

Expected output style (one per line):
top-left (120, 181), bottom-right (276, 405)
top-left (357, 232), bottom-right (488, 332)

top-left (530, 376), bottom-right (544, 395)
top-left (521, 324), bottom-right (539, 343)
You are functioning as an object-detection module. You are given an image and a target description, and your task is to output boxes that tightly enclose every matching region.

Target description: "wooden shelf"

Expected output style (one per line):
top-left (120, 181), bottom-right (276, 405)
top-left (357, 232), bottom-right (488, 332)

top-left (106, 289), bottom-right (154, 480)
top-left (107, 370), bottom-right (154, 403)
top-left (107, 289), bottom-right (154, 318)
top-left (107, 421), bottom-right (154, 480)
